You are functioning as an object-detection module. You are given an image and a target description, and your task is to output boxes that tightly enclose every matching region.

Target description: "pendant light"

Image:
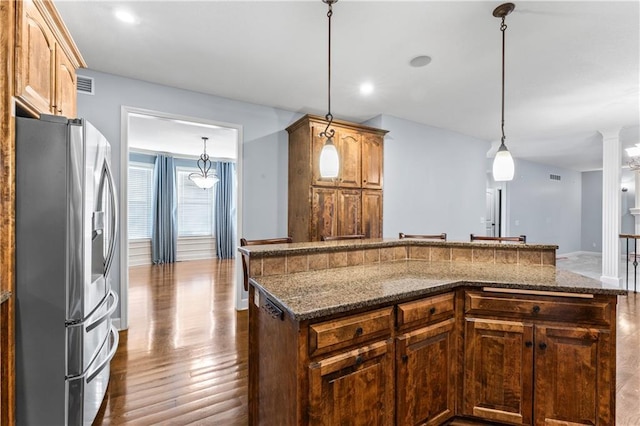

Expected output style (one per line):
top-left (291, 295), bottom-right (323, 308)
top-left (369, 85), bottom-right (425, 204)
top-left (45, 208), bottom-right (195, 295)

top-left (318, 0), bottom-right (339, 178)
top-left (492, 3), bottom-right (515, 182)
top-left (189, 137), bottom-right (219, 189)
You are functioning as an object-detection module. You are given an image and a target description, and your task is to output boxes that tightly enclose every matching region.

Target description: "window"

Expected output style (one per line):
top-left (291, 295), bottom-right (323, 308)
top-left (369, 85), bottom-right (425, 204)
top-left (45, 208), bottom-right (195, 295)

top-left (128, 162), bottom-right (154, 239)
top-left (176, 167), bottom-right (215, 237)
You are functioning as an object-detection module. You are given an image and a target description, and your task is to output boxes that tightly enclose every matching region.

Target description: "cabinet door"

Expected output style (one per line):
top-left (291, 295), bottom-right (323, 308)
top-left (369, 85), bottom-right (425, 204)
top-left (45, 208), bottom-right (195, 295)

top-left (534, 325), bottom-right (613, 425)
top-left (396, 318), bottom-right (456, 426)
top-left (15, 0), bottom-right (56, 114)
top-left (463, 317), bottom-right (534, 425)
top-left (362, 133), bottom-right (383, 189)
top-left (336, 189), bottom-right (361, 236)
top-left (361, 190), bottom-right (382, 238)
top-left (308, 339), bottom-right (394, 425)
top-left (336, 129), bottom-right (362, 188)
top-left (311, 188), bottom-right (338, 241)
top-left (312, 125), bottom-right (361, 188)
top-left (54, 44), bottom-right (77, 117)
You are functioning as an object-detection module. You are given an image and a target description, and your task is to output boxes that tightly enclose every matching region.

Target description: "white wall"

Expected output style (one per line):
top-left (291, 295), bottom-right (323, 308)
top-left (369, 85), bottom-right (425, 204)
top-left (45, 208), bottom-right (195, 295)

top-left (507, 159), bottom-right (582, 254)
top-left (77, 70), bottom-right (301, 320)
top-left (365, 115), bottom-right (490, 240)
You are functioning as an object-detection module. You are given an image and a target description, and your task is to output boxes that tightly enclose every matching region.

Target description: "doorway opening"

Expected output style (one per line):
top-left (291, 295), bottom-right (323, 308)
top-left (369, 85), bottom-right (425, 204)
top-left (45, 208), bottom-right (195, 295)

top-left (119, 107), bottom-right (244, 330)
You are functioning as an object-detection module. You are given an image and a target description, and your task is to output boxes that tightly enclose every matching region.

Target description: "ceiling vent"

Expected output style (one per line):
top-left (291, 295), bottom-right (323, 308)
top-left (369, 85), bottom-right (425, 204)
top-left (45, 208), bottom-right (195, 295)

top-left (76, 75), bottom-right (94, 95)
top-left (550, 174), bottom-right (561, 181)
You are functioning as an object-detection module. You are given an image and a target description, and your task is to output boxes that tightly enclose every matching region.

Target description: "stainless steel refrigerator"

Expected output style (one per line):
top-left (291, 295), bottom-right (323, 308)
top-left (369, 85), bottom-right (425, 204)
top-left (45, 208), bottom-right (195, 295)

top-left (15, 115), bottom-right (119, 425)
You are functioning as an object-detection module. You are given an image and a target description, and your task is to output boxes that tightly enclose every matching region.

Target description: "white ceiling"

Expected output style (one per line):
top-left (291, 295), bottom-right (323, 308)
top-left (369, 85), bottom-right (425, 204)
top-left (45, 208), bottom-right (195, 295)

top-left (55, 0), bottom-right (640, 171)
top-left (128, 113), bottom-right (238, 160)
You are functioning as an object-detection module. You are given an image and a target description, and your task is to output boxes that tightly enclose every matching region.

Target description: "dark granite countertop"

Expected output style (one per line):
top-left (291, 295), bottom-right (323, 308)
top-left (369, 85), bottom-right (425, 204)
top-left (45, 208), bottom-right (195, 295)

top-left (250, 260), bottom-right (626, 321)
top-left (239, 238), bottom-right (558, 258)
top-left (0, 290), bottom-right (11, 305)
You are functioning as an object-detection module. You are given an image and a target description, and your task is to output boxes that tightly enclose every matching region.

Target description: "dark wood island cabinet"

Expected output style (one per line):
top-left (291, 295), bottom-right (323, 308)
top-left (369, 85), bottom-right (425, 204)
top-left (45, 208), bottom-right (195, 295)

top-left (241, 239), bottom-right (624, 425)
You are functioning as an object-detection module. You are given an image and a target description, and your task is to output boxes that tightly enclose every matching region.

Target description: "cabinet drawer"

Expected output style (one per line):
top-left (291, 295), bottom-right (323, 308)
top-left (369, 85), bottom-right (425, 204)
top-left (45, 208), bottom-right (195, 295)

top-left (465, 291), bottom-right (612, 325)
top-left (397, 292), bottom-right (454, 329)
top-left (309, 307), bottom-right (393, 356)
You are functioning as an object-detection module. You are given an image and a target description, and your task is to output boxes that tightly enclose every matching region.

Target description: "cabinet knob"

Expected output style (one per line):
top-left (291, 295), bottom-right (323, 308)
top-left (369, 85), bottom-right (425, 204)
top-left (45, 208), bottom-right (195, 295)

top-left (355, 355), bottom-right (364, 365)
top-left (539, 342), bottom-right (547, 350)
top-left (532, 305), bottom-right (541, 314)
top-left (401, 354), bottom-right (408, 363)
top-left (429, 307), bottom-right (436, 315)
top-left (355, 327), bottom-right (363, 336)
top-left (525, 341), bottom-right (533, 348)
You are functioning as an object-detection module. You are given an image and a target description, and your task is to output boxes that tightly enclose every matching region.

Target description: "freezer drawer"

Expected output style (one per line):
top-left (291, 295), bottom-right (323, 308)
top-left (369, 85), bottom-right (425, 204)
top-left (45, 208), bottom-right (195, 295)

top-left (67, 325), bottom-right (119, 426)
top-left (67, 290), bottom-right (118, 377)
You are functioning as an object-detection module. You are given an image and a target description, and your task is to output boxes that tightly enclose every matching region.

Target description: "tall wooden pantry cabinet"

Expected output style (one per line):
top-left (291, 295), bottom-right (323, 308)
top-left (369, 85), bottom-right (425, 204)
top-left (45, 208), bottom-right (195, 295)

top-left (287, 114), bottom-right (387, 242)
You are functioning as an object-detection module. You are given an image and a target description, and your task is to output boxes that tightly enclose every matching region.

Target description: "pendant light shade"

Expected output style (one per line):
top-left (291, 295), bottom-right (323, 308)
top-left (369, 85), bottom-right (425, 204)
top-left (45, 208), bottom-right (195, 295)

top-left (319, 0), bottom-right (340, 179)
top-left (189, 137), bottom-right (219, 189)
top-left (319, 138), bottom-right (339, 178)
top-left (492, 2), bottom-right (516, 182)
top-left (492, 141), bottom-right (515, 181)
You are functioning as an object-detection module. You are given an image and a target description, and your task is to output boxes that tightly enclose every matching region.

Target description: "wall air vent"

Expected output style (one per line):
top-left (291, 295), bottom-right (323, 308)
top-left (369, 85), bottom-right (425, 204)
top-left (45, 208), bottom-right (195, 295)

top-left (550, 174), bottom-right (561, 181)
top-left (77, 75), bottom-right (94, 95)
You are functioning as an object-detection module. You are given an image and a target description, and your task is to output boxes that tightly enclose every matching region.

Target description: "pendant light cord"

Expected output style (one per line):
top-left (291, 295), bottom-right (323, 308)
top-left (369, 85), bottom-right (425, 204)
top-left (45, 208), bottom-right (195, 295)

top-left (320, 1), bottom-right (335, 140)
top-left (500, 16), bottom-right (507, 144)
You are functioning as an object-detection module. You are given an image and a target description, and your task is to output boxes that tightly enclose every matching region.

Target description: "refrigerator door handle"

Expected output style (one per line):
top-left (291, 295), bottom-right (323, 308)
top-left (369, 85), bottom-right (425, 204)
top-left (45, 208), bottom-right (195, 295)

top-left (103, 159), bottom-right (118, 276)
top-left (86, 325), bottom-right (119, 384)
top-left (86, 290), bottom-right (118, 332)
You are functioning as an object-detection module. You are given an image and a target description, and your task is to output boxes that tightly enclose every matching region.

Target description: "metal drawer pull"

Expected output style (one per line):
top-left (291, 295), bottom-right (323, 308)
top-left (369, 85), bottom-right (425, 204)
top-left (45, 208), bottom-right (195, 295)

top-left (429, 307), bottom-right (436, 315)
top-left (525, 341), bottom-right (533, 348)
top-left (539, 342), bottom-right (547, 350)
top-left (532, 305), bottom-right (541, 314)
top-left (355, 355), bottom-right (364, 365)
top-left (355, 327), bottom-right (363, 336)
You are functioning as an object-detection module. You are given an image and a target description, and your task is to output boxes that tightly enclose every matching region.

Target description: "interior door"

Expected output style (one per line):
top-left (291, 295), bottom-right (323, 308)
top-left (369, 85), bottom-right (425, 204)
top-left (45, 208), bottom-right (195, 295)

top-left (485, 189), bottom-right (496, 236)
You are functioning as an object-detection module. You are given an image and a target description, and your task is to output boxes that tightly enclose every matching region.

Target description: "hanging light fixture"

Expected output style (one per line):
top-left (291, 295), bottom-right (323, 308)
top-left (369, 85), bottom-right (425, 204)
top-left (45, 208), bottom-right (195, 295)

top-left (318, 0), bottom-right (339, 178)
top-left (492, 3), bottom-right (516, 182)
top-left (189, 137), bottom-right (219, 189)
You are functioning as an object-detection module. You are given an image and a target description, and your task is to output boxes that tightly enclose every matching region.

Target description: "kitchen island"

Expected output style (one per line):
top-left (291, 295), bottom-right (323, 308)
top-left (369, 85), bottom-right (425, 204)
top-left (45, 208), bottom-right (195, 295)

top-left (241, 239), bottom-right (625, 425)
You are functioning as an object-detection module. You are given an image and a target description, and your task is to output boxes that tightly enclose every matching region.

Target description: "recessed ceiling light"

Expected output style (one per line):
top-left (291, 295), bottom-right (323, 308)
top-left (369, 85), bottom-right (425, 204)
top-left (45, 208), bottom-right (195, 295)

top-left (115, 9), bottom-right (137, 24)
top-left (360, 82), bottom-right (374, 96)
top-left (409, 55), bottom-right (432, 68)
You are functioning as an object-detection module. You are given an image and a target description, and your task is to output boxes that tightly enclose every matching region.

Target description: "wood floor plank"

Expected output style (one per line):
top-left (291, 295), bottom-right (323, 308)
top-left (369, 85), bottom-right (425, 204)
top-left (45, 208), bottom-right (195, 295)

top-left (94, 259), bottom-right (640, 425)
top-left (94, 259), bottom-right (248, 426)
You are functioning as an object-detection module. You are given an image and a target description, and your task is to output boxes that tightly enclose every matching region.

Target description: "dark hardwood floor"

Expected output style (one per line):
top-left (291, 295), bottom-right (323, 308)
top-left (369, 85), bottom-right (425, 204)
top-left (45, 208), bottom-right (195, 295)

top-left (94, 259), bottom-right (247, 425)
top-left (95, 259), bottom-right (640, 425)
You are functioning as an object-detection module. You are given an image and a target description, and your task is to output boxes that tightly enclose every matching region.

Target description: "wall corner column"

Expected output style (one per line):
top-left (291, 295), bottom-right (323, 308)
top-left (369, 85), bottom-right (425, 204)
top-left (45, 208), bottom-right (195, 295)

top-left (601, 130), bottom-right (622, 286)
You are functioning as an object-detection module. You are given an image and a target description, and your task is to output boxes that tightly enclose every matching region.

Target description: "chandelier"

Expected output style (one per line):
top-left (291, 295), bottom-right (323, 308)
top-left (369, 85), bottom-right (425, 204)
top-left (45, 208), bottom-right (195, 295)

top-left (189, 137), bottom-right (219, 189)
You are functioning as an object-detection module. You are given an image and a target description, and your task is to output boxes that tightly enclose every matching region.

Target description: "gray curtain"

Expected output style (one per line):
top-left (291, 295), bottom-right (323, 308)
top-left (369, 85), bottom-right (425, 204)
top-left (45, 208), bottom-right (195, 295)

top-left (151, 154), bottom-right (177, 264)
top-left (215, 161), bottom-right (236, 259)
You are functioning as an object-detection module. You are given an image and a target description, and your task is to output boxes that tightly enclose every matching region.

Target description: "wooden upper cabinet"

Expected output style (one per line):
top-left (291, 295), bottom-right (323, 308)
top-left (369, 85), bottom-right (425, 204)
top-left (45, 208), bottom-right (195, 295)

top-left (54, 44), bottom-right (77, 117)
top-left (287, 115), bottom-right (387, 242)
top-left (15, 0), bottom-right (85, 118)
top-left (311, 124), bottom-right (361, 188)
top-left (15, 0), bottom-right (55, 114)
top-left (362, 133), bottom-right (383, 189)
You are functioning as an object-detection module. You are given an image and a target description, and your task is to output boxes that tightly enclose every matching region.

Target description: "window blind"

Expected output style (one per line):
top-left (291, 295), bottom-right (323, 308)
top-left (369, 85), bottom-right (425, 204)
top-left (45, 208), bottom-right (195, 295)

top-left (128, 163), bottom-right (154, 239)
top-left (176, 167), bottom-right (215, 237)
